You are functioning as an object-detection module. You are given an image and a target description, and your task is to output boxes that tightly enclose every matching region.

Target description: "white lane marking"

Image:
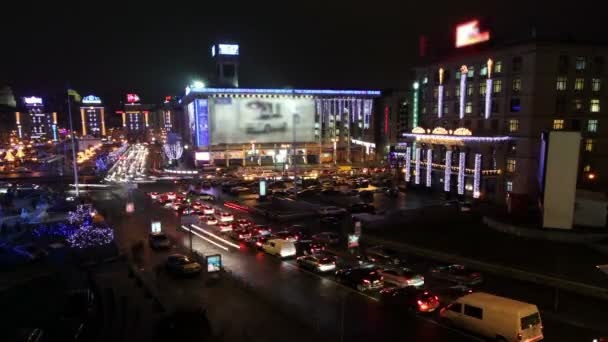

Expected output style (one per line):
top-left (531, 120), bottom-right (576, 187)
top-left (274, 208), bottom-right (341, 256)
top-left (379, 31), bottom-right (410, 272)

top-left (191, 224), bottom-right (240, 249)
top-left (181, 225), bottom-right (229, 251)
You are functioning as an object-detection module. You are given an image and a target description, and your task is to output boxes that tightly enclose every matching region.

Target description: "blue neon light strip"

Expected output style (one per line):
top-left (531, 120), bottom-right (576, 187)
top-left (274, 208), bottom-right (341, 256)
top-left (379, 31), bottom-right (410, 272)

top-left (188, 87), bottom-right (381, 96)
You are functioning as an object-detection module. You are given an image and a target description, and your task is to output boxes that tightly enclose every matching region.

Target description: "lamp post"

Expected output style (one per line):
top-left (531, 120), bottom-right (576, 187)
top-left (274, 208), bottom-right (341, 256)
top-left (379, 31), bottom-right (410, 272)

top-left (332, 138), bottom-right (338, 166)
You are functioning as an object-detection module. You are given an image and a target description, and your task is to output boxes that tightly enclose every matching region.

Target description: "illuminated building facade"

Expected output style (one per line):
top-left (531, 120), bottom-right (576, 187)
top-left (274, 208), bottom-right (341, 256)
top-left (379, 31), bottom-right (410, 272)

top-left (180, 87), bottom-right (380, 165)
top-left (17, 96), bottom-right (57, 141)
top-left (116, 93), bottom-right (154, 141)
top-left (79, 95), bottom-right (106, 138)
top-left (404, 21), bottom-right (608, 204)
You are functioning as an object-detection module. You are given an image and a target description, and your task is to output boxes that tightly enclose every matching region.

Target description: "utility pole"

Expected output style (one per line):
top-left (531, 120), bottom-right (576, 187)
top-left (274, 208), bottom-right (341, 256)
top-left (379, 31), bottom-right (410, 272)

top-left (67, 94), bottom-right (79, 197)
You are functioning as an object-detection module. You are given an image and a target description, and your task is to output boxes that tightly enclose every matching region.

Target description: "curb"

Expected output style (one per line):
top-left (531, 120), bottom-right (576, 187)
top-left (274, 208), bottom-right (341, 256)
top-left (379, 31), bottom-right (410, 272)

top-left (363, 235), bottom-right (608, 302)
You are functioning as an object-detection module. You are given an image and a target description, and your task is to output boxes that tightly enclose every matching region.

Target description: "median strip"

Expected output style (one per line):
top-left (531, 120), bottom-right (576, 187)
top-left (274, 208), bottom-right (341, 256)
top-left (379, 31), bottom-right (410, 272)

top-left (180, 225), bottom-right (229, 251)
top-left (190, 224), bottom-right (241, 249)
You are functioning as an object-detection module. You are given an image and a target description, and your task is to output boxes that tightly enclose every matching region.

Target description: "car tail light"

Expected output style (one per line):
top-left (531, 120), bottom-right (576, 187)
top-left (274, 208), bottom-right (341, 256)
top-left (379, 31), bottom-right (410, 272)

top-left (363, 279), bottom-right (370, 284)
top-left (434, 296), bottom-right (439, 301)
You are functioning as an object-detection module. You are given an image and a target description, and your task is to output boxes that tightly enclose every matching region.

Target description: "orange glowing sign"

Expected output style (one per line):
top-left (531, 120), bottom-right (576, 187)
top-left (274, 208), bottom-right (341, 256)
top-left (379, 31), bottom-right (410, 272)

top-left (456, 20), bottom-right (490, 48)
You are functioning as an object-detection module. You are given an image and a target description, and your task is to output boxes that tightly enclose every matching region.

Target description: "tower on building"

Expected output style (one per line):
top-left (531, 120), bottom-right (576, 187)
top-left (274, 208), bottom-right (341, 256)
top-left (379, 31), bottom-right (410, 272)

top-left (211, 43), bottom-right (239, 87)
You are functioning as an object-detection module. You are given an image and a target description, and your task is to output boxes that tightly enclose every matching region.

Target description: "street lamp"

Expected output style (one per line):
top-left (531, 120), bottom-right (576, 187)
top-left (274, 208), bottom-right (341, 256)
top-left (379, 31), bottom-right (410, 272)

top-left (331, 138), bottom-right (338, 165)
top-left (192, 80), bottom-right (205, 88)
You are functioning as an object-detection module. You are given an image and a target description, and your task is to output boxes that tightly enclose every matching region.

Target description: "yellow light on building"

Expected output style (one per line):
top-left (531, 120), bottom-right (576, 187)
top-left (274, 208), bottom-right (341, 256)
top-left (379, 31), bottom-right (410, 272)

top-left (80, 108), bottom-right (87, 136)
top-left (15, 112), bottom-right (21, 124)
top-left (52, 112), bottom-right (57, 124)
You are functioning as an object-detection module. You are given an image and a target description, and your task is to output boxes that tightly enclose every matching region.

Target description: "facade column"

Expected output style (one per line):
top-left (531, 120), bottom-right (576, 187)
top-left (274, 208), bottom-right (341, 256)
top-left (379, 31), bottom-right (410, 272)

top-left (458, 151), bottom-right (466, 195)
top-left (445, 148), bottom-right (452, 192)
top-left (426, 148), bottom-right (433, 187)
top-left (414, 147), bottom-right (421, 185)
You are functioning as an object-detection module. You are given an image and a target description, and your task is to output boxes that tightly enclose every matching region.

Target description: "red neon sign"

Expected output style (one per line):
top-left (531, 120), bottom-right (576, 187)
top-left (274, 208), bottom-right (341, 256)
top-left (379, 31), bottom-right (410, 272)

top-left (127, 93), bottom-right (140, 103)
top-left (456, 20), bottom-right (490, 48)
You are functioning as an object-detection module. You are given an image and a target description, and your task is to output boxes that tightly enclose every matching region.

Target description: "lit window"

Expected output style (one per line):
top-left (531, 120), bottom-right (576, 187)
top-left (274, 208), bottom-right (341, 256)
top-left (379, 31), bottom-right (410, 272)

top-left (455, 86), bottom-right (461, 97)
top-left (576, 57), bottom-right (586, 71)
top-left (590, 99), bottom-right (600, 113)
top-left (553, 119), bottom-right (564, 130)
top-left (433, 105), bottom-right (438, 115)
top-left (585, 139), bottom-right (594, 152)
top-left (592, 78), bottom-right (601, 92)
top-left (512, 78), bottom-right (521, 92)
top-left (508, 119), bottom-right (519, 132)
top-left (467, 66), bottom-right (475, 78)
top-left (556, 76), bottom-right (567, 91)
top-left (588, 119), bottom-right (598, 132)
top-left (467, 83), bottom-right (474, 96)
top-left (494, 61), bottom-right (503, 73)
top-left (455, 70), bottom-right (461, 79)
top-left (433, 87), bottom-right (438, 100)
top-left (506, 180), bottom-right (513, 192)
top-left (506, 159), bottom-right (516, 173)
top-left (465, 102), bottom-right (473, 114)
top-left (479, 82), bottom-right (487, 95)
top-left (443, 104), bottom-right (448, 114)
top-left (574, 99), bottom-right (583, 112)
top-left (480, 66), bottom-right (487, 76)
top-left (493, 79), bottom-right (502, 93)
top-left (584, 165), bottom-right (591, 172)
top-left (574, 78), bottom-right (585, 91)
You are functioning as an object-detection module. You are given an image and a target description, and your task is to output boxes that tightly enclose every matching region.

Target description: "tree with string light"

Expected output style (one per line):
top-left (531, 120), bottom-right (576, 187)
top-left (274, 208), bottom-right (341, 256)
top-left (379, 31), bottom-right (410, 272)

top-left (163, 142), bottom-right (183, 166)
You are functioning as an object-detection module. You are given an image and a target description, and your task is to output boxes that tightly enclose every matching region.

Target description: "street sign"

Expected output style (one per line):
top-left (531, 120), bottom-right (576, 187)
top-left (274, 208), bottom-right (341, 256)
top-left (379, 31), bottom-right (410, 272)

top-left (206, 254), bottom-right (222, 273)
top-left (347, 234), bottom-right (360, 248)
top-left (151, 221), bottom-right (161, 233)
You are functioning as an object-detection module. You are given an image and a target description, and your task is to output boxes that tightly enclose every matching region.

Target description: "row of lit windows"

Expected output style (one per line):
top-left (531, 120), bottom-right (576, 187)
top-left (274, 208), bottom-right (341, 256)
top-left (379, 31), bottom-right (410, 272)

top-left (556, 77), bottom-right (601, 92)
top-left (552, 119), bottom-right (598, 132)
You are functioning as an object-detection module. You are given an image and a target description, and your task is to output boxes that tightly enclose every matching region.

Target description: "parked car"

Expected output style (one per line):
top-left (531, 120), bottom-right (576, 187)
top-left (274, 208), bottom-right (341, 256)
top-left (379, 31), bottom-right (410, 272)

top-left (261, 239), bottom-right (297, 258)
top-left (335, 267), bottom-right (384, 291)
top-left (364, 245), bottom-right (403, 265)
top-left (165, 254), bottom-right (202, 276)
top-left (380, 287), bottom-right (440, 313)
top-left (317, 206), bottom-right (347, 216)
top-left (12, 244), bottom-right (48, 261)
top-left (429, 264), bottom-right (483, 285)
top-left (378, 267), bottom-right (425, 288)
top-left (435, 284), bottom-right (474, 304)
top-left (285, 224), bottom-right (312, 240)
top-left (296, 254), bottom-right (336, 272)
top-left (148, 232), bottom-right (171, 250)
top-left (312, 232), bottom-right (340, 245)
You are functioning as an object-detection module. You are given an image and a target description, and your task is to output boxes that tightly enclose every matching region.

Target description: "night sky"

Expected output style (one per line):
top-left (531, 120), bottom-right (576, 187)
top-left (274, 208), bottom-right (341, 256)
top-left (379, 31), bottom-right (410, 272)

top-left (1, 1), bottom-right (603, 104)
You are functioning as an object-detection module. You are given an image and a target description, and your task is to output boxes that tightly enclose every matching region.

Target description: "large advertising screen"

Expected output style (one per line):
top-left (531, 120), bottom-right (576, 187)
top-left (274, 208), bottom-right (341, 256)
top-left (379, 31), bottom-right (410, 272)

top-left (210, 97), bottom-right (315, 144)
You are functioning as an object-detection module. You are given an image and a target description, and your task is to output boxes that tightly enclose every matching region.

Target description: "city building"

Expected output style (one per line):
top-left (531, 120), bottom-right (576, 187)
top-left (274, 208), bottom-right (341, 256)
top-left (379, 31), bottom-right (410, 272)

top-left (78, 95), bottom-right (107, 138)
top-left (16, 96), bottom-right (58, 141)
top-left (376, 89), bottom-right (410, 164)
top-left (0, 85), bottom-right (17, 144)
top-left (212, 43), bottom-right (239, 88)
top-left (116, 93), bottom-right (155, 141)
top-left (403, 20), bottom-right (608, 205)
top-left (180, 87), bottom-right (380, 166)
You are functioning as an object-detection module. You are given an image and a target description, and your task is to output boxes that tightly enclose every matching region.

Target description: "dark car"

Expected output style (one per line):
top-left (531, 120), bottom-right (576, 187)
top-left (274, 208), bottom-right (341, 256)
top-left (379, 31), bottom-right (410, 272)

top-left (429, 264), bottom-right (483, 285)
top-left (379, 287), bottom-right (440, 313)
top-left (312, 232), bottom-right (340, 245)
top-left (364, 245), bottom-right (403, 265)
top-left (298, 241), bottom-right (326, 255)
top-left (165, 254), bottom-right (202, 276)
top-left (285, 224), bottom-right (312, 240)
top-left (149, 232), bottom-right (171, 250)
top-left (335, 267), bottom-right (384, 291)
top-left (349, 203), bottom-right (375, 214)
top-left (320, 216), bottom-right (340, 228)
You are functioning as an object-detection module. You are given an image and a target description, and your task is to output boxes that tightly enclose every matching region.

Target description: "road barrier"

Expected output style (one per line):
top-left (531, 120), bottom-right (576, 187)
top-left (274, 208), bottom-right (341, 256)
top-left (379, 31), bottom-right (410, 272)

top-left (363, 235), bottom-right (608, 302)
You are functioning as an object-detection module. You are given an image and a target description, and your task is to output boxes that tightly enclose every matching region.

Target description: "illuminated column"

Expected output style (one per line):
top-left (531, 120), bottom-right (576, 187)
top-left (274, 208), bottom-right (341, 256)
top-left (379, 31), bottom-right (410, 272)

top-left (122, 113), bottom-right (126, 127)
top-left (458, 152), bottom-right (466, 195)
top-left (52, 112), bottom-right (58, 141)
top-left (426, 148), bottom-right (432, 187)
top-left (100, 108), bottom-right (106, 136)
top-left (405, 146), bottom-right (411, 182)
top-left (412, 82), bottom-right (420, 128)
top-left (414, 147), bottom-right (421, 185)
top-left (485, 59), bottom-right (494, 119)
top-left (144, 111), bottom-right (149, 127)
top-left (15, 112), bottom-right (22, 138)
top-left (473, 153), bottom-right (482, 198)
top-left (444, 150), bottom-right (452, 192)
top-left (80, 108), bottom-right (87, 136)
top-left (459, 65), bottom-right (468, 119)
top-left (437, 67), bottom-right (444, 118)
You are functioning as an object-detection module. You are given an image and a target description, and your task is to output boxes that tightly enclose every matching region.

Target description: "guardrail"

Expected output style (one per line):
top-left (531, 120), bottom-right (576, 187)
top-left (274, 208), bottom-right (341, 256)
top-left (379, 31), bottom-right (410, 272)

top-left (363, 235), bottom-right (608, 302)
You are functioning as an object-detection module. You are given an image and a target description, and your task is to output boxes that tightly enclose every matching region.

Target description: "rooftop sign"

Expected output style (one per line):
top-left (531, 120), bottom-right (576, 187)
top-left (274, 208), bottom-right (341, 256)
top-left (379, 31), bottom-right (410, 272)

top-left (456, 20), bottom-right (490, 48)
top-left (82, 95), bottom-right (102, 104)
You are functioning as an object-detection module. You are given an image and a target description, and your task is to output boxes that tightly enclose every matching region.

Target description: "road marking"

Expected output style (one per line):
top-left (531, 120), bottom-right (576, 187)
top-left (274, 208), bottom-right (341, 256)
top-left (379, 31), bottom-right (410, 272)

top-left (181, 225), bottom-right (229, 251)
top-left (191, 224), bottom-right (240, 249)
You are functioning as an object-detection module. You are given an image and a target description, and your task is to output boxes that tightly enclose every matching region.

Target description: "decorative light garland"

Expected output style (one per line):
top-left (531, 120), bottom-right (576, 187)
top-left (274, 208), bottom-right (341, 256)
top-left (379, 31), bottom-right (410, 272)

top-left (437, 85), bottom-right (444, 118)
top-left (458, 152), bottom-right (466, 195)
top-left (426, 149), bottom-right (432, 187)
top-left (445, 150), bottom-right (452, 192)
top-left (402, 133), bottom-right (511, 143)
top-left (459, 65), bottom-right (468, 119)
top-left (405, 146), bottom-right (411, 182)
top-left (474, 153), bottom-right (482, 198)
top-left (485, 79), bottom-right (493, 119)
top-left (415, 148), bottom-right (421, 185)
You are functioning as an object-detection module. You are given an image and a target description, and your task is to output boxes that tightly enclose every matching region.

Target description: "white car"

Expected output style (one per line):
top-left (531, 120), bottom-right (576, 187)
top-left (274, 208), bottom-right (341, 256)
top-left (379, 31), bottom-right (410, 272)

top-left (166, 192), bottom-right (176, 200)
top-left (245, 112), bottom-right (288, 133)
top-left (218, 222), bottom-right (233, 232)
top-left (201, 206), bottom-right (215, 215)
top-left (317, 206), bottom-right (347, 216)
top-left (378, 267), bottom-right (425, 287)
top-left (202, 215), bottom-right (218, 225)
top-left (218, 212), bottom-right (234, 222)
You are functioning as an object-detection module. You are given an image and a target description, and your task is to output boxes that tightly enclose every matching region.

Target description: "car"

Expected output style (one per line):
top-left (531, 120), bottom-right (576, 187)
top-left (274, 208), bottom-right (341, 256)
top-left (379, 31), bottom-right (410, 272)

top-left (273, 231), bottom-right (299, 242)
top-left (178, 207), bottom-right (199, 216)
top-left (296, 255), bottom-right (337, 272)
top-left (312, 232), bottom-right (340, 245)
top-left (229, 228), bottom-right (252, 241)
top-left (364, 245), bottom-right (403, 265)
top-left (149, 232), bottom-right (171, 249)
top-left (285, 224), bottom-right (312, 240)
top-left (298, 241), bottom-right (326, 255)
top-left (172, 201), bottom-right (186, 211)
top-left (12, 244), bottom-right (48, 261)
top-left (260, 239), bottom-right (297, 258)
top-left (253, 236), bottom-right (269, 250)
top-left (218, 212), bottom-right (234, 222)
top-left (335, 267), bottom-right (384, 291)
top-left (165, 254), bottom-right (202, 276)
top-left (435, 284), bottom-right (474, 304)
top-left (199, 193), bottom-right (216, 201)
top-left (201, 215), bottom-right (218, 225)
top-left (349, 203), bottom-right (375, 214)
top-left (251, 225), bottom-right (272, 237)
top-left (320, 216), bottom-right (340, 227)
top-left (245, 112), bottom-right (288, 134)
top-left (217, 222), bottom-right (233, 233)
top-left (317, 206), bottom-right (347, 216)
top-left (148, 192), bottom-right (160, 200)
top-left (379, 287), bottom-right (440, 313)
top-left (230, 186), bottom-right (251, 195)
top-left (166, 192), bottom-right (176, 200)
top-left (200, 205), bottom-right (215, 215)
top-left (236, 219), bottom-right (253, 229)
top-left (378, 267), bottom-right (425, 287)
top-left (429, 264), bottom-right (483, 285)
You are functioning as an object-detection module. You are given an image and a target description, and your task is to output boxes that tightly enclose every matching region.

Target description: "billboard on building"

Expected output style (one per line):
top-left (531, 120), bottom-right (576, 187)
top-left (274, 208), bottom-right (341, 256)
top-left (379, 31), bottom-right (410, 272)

top-left (542, 131), bottom-right (581, 229)
top-left (209, 97), bottom-right (315, 144)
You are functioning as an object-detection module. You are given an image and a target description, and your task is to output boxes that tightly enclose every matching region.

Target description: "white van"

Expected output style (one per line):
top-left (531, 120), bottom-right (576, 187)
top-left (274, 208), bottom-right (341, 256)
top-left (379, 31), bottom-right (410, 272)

top-left (440, 292), bottom-right (543, 342)
top-left (262, 239), bottom-right (297, 258)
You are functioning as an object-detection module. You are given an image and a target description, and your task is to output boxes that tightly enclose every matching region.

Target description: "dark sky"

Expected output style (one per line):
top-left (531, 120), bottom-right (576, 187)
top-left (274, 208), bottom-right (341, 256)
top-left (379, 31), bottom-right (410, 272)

top-left (1, 1), bottom-right (603, 104)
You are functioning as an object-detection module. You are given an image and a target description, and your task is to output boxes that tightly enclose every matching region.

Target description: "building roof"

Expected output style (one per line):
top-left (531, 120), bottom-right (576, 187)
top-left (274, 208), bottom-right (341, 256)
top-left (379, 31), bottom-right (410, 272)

top-left (185, 87), bottom-right (381, 98)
